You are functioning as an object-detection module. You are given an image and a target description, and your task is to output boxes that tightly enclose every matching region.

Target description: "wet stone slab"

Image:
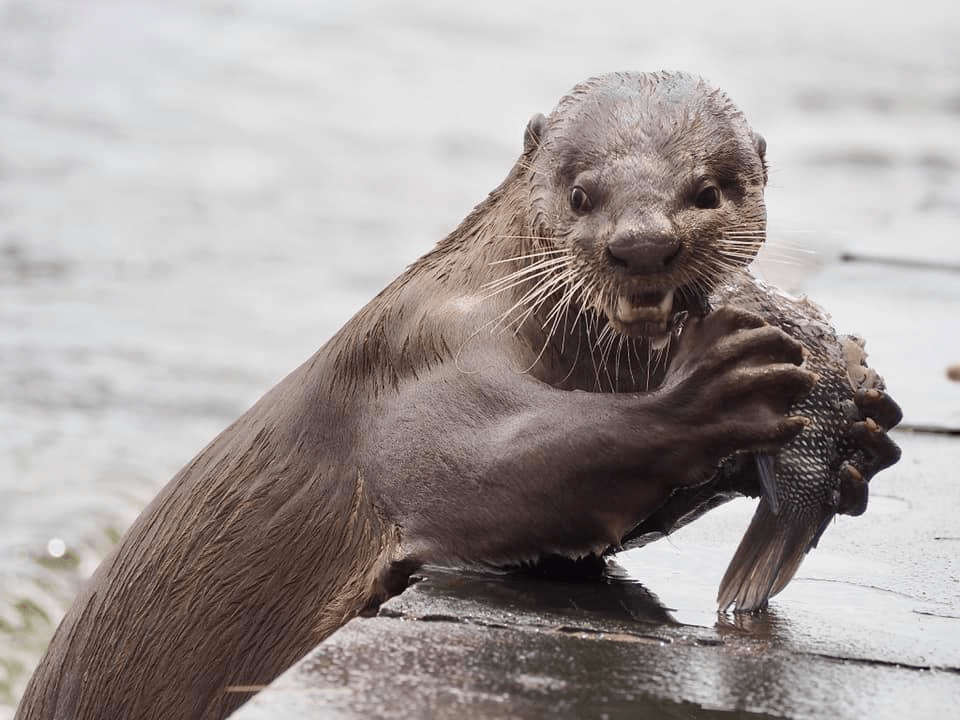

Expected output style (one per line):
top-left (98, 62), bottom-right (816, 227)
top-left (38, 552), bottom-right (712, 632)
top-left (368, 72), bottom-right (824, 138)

top-left (232, 429), bottom-right (960, 720)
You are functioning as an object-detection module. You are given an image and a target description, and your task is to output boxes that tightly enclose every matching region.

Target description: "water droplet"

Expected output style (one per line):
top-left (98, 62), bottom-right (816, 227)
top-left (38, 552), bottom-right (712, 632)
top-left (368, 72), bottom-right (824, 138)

top-left (47, 537), bottom-right (67, 558)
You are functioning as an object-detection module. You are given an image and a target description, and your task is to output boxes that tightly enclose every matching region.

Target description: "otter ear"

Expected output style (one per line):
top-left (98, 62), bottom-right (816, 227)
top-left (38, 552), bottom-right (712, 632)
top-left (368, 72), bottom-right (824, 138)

top-left (523, 113), bottom-right (547, 156)
top-left (753, 132), bottom-right (768, 185)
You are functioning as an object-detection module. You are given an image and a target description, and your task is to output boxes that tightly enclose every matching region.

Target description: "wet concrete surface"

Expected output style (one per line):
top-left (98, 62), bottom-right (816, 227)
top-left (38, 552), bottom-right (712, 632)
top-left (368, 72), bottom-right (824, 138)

top-left (803, 261), bottom-right (960, 430)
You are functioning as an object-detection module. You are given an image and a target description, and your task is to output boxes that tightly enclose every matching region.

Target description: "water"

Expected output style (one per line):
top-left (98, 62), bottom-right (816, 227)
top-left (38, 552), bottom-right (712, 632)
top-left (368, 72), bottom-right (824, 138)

top-left (2, 0), bottom-right (958, 714)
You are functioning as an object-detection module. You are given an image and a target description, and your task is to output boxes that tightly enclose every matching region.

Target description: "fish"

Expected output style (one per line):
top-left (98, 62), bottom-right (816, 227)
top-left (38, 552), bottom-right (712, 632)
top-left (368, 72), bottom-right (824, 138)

top-left (711, 271), bottom-right (892, 613)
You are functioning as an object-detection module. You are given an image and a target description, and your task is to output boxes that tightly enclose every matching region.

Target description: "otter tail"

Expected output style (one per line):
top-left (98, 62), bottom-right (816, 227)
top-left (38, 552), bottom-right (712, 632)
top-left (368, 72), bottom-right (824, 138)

top-left (716, 498), bottom-right (823, 613)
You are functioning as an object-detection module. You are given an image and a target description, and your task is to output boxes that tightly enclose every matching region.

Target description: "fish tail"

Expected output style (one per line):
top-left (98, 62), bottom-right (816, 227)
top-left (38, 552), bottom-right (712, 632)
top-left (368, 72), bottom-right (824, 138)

top-left (716, 499), bottom-right (820, 613)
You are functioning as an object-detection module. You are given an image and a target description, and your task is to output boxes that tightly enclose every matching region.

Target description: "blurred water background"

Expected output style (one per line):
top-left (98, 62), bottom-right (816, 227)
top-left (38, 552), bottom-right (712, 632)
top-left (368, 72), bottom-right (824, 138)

top-left (1, 0), bottom-right (958, 714)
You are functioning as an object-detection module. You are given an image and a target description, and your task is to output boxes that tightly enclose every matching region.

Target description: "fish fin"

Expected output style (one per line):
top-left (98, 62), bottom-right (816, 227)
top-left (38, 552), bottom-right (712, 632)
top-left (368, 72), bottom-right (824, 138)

top-left (717, 499), bottom-right (821, 613)
top-left (754, 452), bottom-right (780, 515)
top-left (809, 512), bottom-right (835, 550)
top-left (766, 511), bottom-right (837, 598)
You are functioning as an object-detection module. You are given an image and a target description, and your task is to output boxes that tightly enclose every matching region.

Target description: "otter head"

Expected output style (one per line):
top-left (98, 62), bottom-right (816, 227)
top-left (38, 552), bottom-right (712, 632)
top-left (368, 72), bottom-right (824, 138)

top-left (523, 71), bottom-right (768, 344)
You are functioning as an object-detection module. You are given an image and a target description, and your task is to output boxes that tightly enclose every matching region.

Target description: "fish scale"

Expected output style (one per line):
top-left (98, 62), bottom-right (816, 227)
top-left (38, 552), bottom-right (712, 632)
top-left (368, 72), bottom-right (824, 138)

top-left (712, 271), bottom-right (883, 612)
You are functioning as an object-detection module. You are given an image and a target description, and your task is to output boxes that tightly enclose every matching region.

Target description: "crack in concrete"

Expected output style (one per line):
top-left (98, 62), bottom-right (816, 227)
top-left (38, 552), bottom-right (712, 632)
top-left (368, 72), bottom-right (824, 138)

top-left (913, 609), bottom-right (960, 620)
top-left (839, 253), bottom-right (960, 273)
top-left (804, 651), bottom-right (960, 675)
top-left (378, 606), bottom-right (960, 676)
top-left (896, 424), bottom-right (960, 436)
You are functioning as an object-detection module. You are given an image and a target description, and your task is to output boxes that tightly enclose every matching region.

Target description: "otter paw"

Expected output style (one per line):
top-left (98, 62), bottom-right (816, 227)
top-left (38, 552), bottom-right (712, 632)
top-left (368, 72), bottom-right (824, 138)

top-left (665, 307), bottom-right (816, 462)
top-left (836, 388), bottom-right (903, 516)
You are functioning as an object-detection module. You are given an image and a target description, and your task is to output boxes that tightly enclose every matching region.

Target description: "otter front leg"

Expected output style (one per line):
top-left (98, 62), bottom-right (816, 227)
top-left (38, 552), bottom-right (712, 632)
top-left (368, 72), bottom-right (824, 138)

top-left (363, 307), bottom-right (815, 577)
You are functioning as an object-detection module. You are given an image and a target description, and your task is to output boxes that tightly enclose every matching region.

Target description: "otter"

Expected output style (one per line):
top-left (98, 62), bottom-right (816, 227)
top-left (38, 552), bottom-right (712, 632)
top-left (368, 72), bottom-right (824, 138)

top-left (16, 71), bottom-right (900, 720)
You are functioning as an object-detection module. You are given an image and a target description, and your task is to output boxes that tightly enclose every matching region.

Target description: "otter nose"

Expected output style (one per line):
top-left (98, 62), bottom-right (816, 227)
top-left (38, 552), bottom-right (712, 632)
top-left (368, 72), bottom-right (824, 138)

top-left (606, 228), bottom-right (681, 275)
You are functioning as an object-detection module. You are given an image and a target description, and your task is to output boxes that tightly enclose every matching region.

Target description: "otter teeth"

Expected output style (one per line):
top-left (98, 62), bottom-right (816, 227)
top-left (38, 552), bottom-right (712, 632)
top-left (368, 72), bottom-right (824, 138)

top-left (615, 289), bottom-right (675, 323)
top-left (649, 333), bottom-right (671, 351)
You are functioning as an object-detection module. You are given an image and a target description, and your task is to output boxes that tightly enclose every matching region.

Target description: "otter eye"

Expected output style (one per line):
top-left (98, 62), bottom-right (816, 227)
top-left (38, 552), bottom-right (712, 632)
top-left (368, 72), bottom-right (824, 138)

top-left (569, 186), bottom-right (593, 213)
top-left (694, 185), bottom-right (721, 210)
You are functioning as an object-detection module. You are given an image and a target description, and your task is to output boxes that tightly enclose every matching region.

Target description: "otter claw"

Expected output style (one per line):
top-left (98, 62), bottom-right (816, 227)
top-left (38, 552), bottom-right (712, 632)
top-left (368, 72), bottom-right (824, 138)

top-left (854, 387), bottom-right (903, 431)
top-left (849, 420), bottom-right (902, 474)
top-left (837, 462), bottom-right (869, 516)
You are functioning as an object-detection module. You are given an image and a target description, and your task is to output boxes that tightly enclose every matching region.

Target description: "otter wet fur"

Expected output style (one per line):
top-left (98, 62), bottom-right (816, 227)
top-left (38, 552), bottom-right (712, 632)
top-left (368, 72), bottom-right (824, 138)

top-left (714, 273), bottom-right (903, 612)
top-left (17, 71), bottom-right (900, 720)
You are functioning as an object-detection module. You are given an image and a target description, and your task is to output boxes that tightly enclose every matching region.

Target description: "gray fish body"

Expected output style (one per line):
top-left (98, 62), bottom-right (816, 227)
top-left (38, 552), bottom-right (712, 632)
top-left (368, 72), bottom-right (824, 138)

top-left (712, 272), bottom-right (883, 612)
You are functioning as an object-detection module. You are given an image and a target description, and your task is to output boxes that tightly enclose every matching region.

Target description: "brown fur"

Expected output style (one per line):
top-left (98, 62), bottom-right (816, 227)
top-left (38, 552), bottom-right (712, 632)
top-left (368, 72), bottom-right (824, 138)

top-left (18, 71), bottom-right (847, 719)
top-left (18, 366), bottom-right (401, 719)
